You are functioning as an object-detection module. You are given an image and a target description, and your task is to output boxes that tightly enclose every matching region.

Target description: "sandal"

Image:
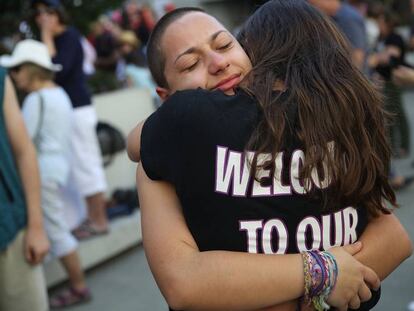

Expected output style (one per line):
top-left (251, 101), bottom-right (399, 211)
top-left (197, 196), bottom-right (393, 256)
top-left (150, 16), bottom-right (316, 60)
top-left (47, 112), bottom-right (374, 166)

top-left (49, 287), bottom-right (92, 309)
top-left (72, 220), bottom-right (109, 240)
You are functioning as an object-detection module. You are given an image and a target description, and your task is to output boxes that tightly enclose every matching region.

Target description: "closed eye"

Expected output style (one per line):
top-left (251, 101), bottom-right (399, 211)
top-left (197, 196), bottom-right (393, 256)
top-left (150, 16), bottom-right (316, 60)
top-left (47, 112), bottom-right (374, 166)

top-left (184, 61), bottom-right (199, 72)
top-left (218, 42), bottom-right (233, 50)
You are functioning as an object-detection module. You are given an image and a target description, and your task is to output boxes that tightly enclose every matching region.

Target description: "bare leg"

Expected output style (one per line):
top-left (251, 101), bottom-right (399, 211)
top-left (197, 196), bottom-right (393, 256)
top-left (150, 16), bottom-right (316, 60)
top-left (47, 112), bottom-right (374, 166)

top-left (60, 251), bottom-right (87, 290)
top-left (85, 192), bottom-right (108, 231)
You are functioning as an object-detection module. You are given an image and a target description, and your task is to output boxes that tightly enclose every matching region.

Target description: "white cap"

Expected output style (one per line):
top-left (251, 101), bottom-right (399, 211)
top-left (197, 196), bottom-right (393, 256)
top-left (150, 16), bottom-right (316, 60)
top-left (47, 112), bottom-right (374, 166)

top-left (0, 39), bottom-right (62, 72)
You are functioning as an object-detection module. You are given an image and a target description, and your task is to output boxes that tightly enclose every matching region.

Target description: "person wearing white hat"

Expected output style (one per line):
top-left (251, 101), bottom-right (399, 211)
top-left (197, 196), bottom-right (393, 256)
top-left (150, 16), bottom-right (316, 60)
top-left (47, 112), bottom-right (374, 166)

top-left (0, 39), bottom-right (91, 309)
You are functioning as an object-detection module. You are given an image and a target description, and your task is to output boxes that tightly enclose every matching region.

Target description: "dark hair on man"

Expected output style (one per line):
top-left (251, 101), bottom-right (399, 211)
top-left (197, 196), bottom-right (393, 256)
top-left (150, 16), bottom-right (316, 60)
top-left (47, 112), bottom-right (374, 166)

top-left (238, 0), bottom-right (396, 217)
top-left (147, 7), bottom-right (205, 88)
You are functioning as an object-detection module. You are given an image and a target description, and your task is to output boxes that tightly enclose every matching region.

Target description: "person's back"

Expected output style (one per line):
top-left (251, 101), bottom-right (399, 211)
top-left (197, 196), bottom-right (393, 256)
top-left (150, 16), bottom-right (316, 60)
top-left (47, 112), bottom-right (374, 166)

top-left (141, 88), bottom-right (370, 254)
top-left (22, 87), bottom-right (72, 184)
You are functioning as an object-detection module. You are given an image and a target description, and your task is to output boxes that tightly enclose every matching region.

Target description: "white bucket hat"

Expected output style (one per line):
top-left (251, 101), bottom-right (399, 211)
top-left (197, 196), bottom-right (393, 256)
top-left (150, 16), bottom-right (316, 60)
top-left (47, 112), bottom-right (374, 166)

top-left (0, 39), bottom-right (62, 72)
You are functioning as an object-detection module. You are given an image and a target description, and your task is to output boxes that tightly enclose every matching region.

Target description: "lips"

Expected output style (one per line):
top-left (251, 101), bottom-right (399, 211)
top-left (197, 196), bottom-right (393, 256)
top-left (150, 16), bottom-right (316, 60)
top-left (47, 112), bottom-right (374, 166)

top-left (213, 74), bottom-right (242, 92)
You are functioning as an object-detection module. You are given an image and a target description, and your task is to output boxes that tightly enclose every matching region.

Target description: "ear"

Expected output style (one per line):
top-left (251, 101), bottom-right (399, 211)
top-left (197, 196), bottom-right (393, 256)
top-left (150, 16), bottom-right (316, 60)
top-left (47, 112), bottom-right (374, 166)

top-left (156, 86), bottom-right (171, 102)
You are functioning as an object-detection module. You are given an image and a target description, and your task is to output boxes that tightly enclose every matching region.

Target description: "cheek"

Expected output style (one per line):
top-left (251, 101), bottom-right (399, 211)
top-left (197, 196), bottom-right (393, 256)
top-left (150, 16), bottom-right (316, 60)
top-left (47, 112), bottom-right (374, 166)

top-left (16, 74), bottom-right (29, 88)
top-left (173, 71), bottom-right (206, 91)
top-left (231, 50), bottom-right (252, 71)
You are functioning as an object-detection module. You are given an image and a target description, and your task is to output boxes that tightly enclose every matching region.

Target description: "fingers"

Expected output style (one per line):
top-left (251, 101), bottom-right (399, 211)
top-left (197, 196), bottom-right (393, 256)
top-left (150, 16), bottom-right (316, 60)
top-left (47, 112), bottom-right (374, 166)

top-left (341, 241), bottom-right (362, 255)
top-left (24, 243), bottom-right (34, 264)
top-left (348, 295), bottom-right (361, 310)
top-left (337, 304), bottom-right (348, 311)
top-left (358, 282), bottom-right (372, 302)
top-left (362, 265), bottom-right (380, 290)
top-left (33, 248), bottom-right (42, 265)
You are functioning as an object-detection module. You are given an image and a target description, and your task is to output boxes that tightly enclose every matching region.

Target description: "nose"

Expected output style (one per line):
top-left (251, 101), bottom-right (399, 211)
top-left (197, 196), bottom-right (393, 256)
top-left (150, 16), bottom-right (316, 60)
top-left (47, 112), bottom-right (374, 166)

top-left (207, 51), bottom-right (229, 75)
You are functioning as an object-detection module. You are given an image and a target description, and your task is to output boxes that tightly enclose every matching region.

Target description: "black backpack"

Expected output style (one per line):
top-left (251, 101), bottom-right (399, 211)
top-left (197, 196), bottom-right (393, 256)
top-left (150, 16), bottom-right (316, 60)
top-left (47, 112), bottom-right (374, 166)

top-left (96, 121), bottom-right (126, 167)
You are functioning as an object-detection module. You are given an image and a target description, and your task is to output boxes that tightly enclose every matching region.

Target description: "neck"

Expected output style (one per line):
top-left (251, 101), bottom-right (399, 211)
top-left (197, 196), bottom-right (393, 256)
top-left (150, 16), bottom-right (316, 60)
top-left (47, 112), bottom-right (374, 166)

top-left (29, 79), bottom-right (56, 92)
top-left (326, 0), bottom-right (341, 16)
top-left (53, 24), bottom-right (67, 36)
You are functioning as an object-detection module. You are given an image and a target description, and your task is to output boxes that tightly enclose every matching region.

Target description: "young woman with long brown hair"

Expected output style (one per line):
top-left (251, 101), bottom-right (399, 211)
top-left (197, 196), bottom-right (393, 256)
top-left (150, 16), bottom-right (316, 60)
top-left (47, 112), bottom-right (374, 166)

top-left (130, 1), bottom-right (412, 310)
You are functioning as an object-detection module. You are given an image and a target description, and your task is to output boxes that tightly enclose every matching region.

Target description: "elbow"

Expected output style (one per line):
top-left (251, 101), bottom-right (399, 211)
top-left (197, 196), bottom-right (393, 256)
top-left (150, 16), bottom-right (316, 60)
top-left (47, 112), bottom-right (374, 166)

top-left (160, 273), bottom-right (194, 310)
top-left (398, 227), bottom-right (413, 261)
top-left (403, 234), bottom-right (413, 259)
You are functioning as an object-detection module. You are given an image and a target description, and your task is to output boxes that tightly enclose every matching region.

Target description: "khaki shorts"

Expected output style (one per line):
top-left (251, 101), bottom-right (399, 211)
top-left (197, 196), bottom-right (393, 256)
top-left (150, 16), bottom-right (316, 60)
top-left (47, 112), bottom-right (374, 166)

top-left (0, 230), bottom-right (48, 311)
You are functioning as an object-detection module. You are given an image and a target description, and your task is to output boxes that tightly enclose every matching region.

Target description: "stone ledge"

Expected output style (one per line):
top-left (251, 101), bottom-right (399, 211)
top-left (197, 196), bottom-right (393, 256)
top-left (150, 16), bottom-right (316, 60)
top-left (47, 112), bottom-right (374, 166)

top-left (44, 210), bottom-right (142, 287)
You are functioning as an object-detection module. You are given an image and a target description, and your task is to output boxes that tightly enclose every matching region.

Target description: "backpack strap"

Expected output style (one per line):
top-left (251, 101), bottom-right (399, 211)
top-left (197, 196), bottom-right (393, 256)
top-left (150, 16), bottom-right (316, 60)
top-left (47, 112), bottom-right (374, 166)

top-left (33, 92), bottom-right (45, 149)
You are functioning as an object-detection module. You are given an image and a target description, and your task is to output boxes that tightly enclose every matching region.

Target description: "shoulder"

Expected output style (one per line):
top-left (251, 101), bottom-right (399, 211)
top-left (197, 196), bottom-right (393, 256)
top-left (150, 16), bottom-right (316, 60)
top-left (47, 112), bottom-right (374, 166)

top-left (58, 27), bottom-right (82, 46)
top-left (65, 26), bottom-right (81, 39)
top-left (37, 88), bottom-right (71, 109)
top-left (162, 88), bottom-right (253, 117)
top-left (24, 92), bottom-right (40, 105)
top-left (340, 4), bottom-right (364, 22)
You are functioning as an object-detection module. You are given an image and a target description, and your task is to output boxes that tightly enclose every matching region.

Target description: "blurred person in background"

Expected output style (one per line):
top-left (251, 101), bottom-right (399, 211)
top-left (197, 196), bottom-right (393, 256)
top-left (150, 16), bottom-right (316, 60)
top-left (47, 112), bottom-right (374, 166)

top-left (80, 36), bottom-right (96, 78)
top-left (118, 31), bottom-right (159, 107)
top-left (89, 16), bottom-right (122, 93)
top-left (0, 39), bottom-right (91, 309)
top-left (118, 1), bottom-right (156, 56)
top-left (0, 66), bottom-right (49, 311)
top-left (31, 0), bottom-right (109, 239)
top-left (308, 0), bottom-right (368, 71)
top-left (368, 10), bottom-right (411, 158)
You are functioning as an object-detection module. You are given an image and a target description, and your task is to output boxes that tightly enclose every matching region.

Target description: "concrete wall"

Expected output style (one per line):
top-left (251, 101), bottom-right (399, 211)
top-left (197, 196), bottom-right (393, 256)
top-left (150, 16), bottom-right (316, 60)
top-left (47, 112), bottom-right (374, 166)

top-left (94, 87), bottom-right (156, 195)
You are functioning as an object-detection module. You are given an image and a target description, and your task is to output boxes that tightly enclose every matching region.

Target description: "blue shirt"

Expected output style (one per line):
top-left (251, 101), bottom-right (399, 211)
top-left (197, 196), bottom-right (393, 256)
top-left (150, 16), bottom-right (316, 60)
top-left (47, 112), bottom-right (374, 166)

top-left (333, 3), bottom-right (368, 52)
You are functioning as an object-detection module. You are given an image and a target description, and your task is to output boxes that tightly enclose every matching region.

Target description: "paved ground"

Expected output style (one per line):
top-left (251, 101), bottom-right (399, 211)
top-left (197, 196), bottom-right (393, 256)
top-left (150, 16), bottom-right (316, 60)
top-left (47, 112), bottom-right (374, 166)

top-left (57, 92), bottom-right (414, 311)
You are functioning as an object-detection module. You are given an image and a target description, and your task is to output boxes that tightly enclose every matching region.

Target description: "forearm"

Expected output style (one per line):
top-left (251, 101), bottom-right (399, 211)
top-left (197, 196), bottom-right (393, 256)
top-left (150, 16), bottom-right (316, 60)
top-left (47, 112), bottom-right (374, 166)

top-left (355, 213), bottom-right (413, 280)
top-left (15, 144), bottom-right (43, 229)
top-left (4, 76), bottom-right (44, 229)
top-left (146, 239), bottom-right (304, 311)
top-left (41, 32), bottom-right (57, 57)
top-left (139, 165), bottom-right (304, 310)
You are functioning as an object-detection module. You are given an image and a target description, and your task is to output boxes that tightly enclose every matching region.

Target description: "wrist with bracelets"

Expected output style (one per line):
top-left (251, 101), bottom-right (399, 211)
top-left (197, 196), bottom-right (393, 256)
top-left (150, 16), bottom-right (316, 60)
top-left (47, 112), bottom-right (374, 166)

top-left (301, 250), bottom-right (338, 311)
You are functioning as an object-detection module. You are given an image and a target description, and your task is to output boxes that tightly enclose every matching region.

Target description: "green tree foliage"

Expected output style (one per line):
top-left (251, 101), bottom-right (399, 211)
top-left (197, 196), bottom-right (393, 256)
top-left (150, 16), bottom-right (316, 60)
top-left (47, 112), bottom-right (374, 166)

top-left (0, 0), bottom-right (125, 38)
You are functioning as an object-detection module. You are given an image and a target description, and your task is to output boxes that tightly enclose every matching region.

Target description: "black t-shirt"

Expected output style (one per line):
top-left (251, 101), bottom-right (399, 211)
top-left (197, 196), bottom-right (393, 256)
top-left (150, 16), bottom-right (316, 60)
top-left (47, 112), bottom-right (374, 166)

top-left (376, 32), bottom-right (407, 81)
top-left (141, 88), bottom-right (379, 310)
top-left (52, 27), bottom-right (91, 108)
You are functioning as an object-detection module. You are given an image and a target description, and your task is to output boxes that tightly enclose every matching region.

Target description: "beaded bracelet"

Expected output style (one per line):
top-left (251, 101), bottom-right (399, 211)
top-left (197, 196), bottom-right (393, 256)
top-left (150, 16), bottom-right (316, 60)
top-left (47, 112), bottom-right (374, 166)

top-left (301, 250), bottom-right (338, 311)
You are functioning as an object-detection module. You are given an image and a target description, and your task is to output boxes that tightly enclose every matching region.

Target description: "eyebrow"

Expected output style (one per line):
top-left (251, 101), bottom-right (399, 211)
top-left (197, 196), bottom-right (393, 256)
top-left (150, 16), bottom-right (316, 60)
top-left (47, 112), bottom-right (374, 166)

top-left (174, 30), bottom-right (228, 64)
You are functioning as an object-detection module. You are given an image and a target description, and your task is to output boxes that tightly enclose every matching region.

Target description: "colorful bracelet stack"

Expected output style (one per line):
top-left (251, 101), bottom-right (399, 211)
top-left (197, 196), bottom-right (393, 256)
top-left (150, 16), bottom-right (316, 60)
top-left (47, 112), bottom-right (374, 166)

top-left (301, 250), bottom-right (338, 311)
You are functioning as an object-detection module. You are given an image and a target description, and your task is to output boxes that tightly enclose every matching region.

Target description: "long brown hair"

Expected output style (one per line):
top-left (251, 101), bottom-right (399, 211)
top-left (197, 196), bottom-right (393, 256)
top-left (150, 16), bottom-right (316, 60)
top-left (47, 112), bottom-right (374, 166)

top-left (238, 0), bottom-right (396, 217)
